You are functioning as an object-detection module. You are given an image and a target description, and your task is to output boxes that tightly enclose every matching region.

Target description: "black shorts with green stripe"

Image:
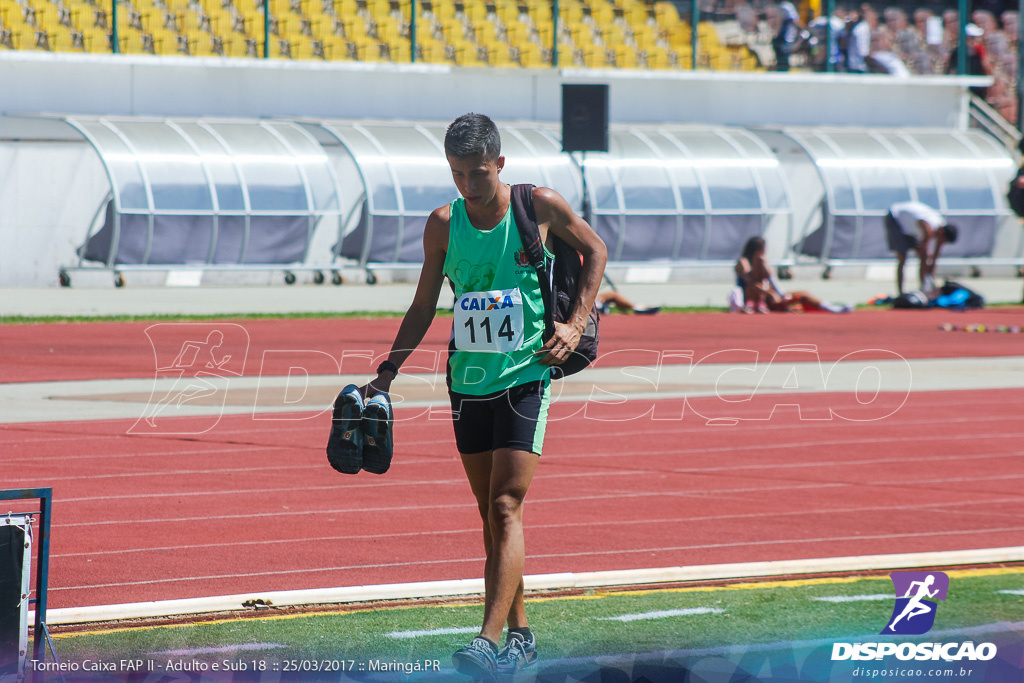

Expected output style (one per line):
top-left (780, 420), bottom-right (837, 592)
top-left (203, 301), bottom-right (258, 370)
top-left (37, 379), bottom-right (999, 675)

top-left (449, 379), bottom-right (551, 456)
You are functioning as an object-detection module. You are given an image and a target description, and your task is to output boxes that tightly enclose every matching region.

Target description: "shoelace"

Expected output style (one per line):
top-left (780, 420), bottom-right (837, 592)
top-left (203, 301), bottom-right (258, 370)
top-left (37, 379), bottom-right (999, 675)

top-left (501, 637), bottom-right (528, 664)
top-left (472, 638), bottom-right (496, 660)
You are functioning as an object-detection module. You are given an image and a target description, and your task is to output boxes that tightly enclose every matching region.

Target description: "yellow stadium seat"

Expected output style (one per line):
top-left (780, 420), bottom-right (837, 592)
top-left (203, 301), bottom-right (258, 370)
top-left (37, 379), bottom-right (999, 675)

top-left (205, 7), bottom-right (233, 34)
top-left (118, 27), bottom-right (150, 53)
top-left (318, 33), bottom-right (344, 57)
top-left (277, 10), bottom-right (303, 34)
top-left (288, 33), bottom-right (316, 56)
top-left (82, 26), bottom-right (110, 50)
top-left (472, 17), bottom-right (495, 42)
top-left (504, 19), bottom-right (527, 44)
top-left (526, 3), bottom-right (548, 24)
top-left (600, 23), bottom-right (624, 46)
top-left (387, 36), bottom-right (409, 60)
top-left (416, 35), bottom-right (445, 61)
top-left (137, 8), bottom-right (163, 31)
top-left (558, 1), bottom-right (581, 24)
top-left (568, 21), bottom-right (591, 45)
top-left (221, 32), bottom-right (250, 54)
top-left (516, 40), bottom-right (543, 67)
top-left (429, 0), bottom-right (454, 21)
top-left (579, 42), bottom-right (605, 67)
top-left (47, 25), bottom-right (77, 50)
top-left (494, 2), bottom-right (516, 25)
top-left (150, 26), bottom-right (178, 52)
top-left (440, 17), bottom-right (463, 42)
top-left (376, 14), bottom-right (400, 40)
top-left (455, 39), bottom-right (485, 65)
top-left (32, 1), bottom-right (60, 31)
top-left (590, 4), bottom-right (613, 25)
top-left (351, 32), bottom-right (382, 59)
top-left (532, 17), bottom-right (552, 41)
top-left (653, 0), bottom-right (677, 23)
top-left (461, 0), bottom-right (485, 23)
top-left (11, 26), bottom-right (41, 49)
top-left (554, 39), bottom-right (575, 65)
top-left (486, 40), bottom-right (513, 66)
top-left (614, 42), bottom-right (637, 67)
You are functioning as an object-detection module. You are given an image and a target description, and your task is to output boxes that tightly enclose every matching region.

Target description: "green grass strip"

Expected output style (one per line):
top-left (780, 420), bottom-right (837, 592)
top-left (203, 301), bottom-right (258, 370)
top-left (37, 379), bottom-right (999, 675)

top-left (53, 568), bottom-right (1024, 669)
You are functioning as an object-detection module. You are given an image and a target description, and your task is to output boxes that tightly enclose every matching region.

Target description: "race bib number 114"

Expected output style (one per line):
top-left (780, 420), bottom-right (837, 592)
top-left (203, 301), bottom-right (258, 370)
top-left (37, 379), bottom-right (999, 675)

top-left (454, 288), bottom-right (525, 353)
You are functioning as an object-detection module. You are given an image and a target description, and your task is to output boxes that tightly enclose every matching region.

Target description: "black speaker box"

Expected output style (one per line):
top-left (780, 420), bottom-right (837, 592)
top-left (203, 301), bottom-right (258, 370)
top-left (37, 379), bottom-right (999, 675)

top-left (561, 84), bottom-right (609, 153)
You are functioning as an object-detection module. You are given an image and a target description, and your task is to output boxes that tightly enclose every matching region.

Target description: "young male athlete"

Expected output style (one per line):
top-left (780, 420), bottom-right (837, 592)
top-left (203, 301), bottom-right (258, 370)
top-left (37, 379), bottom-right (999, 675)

top-left (359, 113), bottom-right (607, 678)
top-left (885, 201), bottom-right (959, 296)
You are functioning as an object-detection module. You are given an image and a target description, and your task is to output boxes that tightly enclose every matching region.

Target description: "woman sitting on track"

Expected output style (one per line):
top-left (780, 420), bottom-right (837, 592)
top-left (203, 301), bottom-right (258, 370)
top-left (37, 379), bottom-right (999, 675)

top-left (732, 237), bottom-right (852, 314)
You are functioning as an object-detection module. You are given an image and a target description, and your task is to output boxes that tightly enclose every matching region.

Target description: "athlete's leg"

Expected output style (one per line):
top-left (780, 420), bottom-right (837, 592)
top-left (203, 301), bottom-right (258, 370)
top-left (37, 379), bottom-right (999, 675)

top-left (464, 448), bottom-right (538, 645)
top-left (460, 451), bottom-right (530, 635)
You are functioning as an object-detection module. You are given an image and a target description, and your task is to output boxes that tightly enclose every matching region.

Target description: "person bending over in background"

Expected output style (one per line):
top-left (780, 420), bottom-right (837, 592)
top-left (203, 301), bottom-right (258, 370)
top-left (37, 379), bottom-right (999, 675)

top-left (884, 200), bottom-right (958, 296)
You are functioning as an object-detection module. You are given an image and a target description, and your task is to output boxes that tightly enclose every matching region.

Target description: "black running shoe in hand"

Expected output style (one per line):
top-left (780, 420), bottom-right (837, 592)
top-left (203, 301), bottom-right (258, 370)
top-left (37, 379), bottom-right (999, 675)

top-left (360, 391), bottom-right (393, 474)
top-left (326, 384), bottom-right (364, 474)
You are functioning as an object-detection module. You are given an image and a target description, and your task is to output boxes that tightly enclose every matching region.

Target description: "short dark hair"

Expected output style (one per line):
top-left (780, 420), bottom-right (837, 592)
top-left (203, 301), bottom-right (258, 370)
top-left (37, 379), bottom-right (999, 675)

top-left (941, 224), bottom-right (959, 243)
top-left (444, 113), bottom-right (501, 160)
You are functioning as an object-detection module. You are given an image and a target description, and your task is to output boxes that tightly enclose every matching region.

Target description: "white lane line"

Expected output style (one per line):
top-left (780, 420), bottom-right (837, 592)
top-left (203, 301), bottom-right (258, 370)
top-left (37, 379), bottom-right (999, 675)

top-left (811, 594), bottom-right (893, 603)
top-left (40, 449), bottom-right (1024, 505)
top-left (148, 643), bottom-right (287, 657)
top-left (385, 626), bottom-right (479, 639)
top-left (597, 607), bottom-right (725, 622)
top-left (997, 589), bottom-right (1024, 595)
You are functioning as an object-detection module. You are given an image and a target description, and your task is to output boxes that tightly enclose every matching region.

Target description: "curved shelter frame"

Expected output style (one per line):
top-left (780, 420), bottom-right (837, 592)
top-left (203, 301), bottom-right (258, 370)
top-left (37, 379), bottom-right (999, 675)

top-left (315, 120), bottom-right (582, 266)
top-left (582, 126), bottom-right (792, 263)
top-left (54, 116), bottom-right (1019, 285)
top-left (784, 127), bottom-right (1019, 263)
top-left (67, 116), bottom-right (343, 271)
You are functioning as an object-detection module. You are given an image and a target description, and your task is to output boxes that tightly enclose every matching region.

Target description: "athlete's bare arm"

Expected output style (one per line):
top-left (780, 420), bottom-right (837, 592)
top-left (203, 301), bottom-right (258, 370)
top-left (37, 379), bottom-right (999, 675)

top-left (532, 186), bottom-right (608, 366)
top-left (364, 206), bottom-right (450, 397)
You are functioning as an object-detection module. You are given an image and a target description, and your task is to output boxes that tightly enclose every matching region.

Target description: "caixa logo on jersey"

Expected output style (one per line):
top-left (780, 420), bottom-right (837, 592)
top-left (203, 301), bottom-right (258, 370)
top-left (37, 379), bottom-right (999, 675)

top-left (459, 294), bottom-right (517, 311)
top-left (831, 571), bottom-right (997, 662)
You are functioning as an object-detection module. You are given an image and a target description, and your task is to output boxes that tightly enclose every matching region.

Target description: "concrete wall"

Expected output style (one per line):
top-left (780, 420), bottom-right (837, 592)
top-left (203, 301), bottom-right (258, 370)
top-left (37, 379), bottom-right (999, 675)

top-left (0, 50), bottom-right (987, 128)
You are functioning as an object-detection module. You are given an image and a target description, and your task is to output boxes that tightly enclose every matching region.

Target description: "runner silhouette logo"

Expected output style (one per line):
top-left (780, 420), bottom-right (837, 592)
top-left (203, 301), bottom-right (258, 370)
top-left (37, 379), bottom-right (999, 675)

top-left (882, 571), bottom-right (949, 635)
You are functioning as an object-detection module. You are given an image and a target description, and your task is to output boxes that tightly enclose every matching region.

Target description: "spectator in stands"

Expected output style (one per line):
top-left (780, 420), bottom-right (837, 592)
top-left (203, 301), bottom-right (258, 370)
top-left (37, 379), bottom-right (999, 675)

top-left (808, 6), bottom-right (846, 70)
top-left (884, 7), bottom-right (913, 48)
top-left (843, 4), bottom-right (872, 71)
top-left (885, 201), bottom-right (959, 296)
top-left (1001, 10), bottom-right (1017, 49)
top-left (973, 9), bottom-right (998, 32)
top-left (732, 237), bottom-right (852, 313)
top-left (771, 0), bottom-right (807, 71)
top-left (867, 30), bottom-right (910, 74)
top-left (946, 22), bottom-right (989, 97)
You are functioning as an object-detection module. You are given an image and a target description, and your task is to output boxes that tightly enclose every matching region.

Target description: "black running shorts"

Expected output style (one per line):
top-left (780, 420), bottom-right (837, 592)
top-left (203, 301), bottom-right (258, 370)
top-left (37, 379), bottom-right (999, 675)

top-left (449, 379), bottom-right (551, 456)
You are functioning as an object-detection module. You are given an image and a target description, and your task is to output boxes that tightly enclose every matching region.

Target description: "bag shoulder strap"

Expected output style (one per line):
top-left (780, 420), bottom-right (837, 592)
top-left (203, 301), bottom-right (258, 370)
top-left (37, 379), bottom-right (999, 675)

top-left (509, 184), bottom-right (554, 339)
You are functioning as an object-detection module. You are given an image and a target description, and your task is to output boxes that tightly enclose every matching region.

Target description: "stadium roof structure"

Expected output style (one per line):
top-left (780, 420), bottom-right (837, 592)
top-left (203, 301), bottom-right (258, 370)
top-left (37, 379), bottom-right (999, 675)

top-left (784, 127), bottom-right (1017, 262)
top-left (3, 115), bottom-right (1015, 286)
top-left (66, 116), bottom-right (343, 270)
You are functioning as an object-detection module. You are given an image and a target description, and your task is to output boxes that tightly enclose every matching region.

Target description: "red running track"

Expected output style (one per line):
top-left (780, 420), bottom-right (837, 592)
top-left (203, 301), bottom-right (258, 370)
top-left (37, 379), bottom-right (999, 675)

top-left (4, 308), bottom-right (1024, 383)
top-left (2, 310), bottom-right (1024, 609)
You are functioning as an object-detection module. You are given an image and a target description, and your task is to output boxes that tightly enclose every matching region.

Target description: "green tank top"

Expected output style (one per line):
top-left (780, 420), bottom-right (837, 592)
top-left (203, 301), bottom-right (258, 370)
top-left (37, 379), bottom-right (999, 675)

top-left (444, 195), bottom-right (552, 395)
